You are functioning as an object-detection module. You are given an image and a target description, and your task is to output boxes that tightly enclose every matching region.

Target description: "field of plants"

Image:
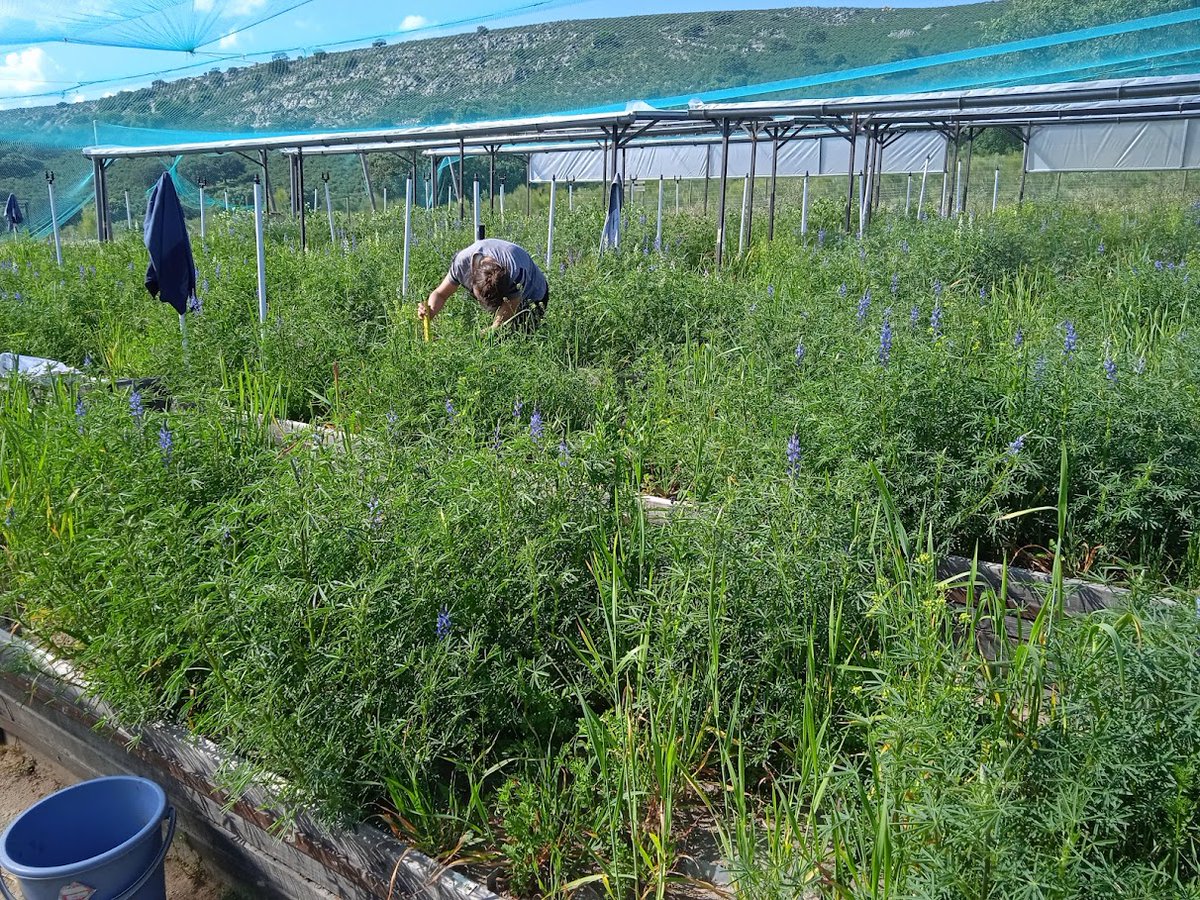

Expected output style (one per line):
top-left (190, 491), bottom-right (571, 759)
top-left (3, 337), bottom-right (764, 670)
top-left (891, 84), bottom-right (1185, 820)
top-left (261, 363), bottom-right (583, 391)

top-left (1, 189), bottom-right (1199, 899)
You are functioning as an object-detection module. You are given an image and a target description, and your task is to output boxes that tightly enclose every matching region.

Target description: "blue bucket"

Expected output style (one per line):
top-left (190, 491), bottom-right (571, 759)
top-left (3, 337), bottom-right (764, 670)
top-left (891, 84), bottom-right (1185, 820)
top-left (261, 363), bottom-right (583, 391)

top-left (0, 776), bottom-right (175, 900)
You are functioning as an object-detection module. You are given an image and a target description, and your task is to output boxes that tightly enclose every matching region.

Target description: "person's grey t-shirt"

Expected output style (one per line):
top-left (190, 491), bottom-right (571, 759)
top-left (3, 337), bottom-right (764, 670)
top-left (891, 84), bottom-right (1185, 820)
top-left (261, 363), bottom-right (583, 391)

top-left (448, 239), bottom-right (548, 304)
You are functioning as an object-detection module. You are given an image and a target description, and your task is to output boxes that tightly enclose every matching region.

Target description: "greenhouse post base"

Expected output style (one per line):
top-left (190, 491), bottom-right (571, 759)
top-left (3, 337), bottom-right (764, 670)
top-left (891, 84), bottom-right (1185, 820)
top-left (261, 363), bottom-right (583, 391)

top-left (0, 626), bottom-right (500, 900)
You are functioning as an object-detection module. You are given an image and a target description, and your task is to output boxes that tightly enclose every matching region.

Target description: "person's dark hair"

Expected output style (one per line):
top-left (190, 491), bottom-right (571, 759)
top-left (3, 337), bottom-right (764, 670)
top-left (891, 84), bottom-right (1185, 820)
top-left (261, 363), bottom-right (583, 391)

top-left (468, 255), bottom-right (512, 310)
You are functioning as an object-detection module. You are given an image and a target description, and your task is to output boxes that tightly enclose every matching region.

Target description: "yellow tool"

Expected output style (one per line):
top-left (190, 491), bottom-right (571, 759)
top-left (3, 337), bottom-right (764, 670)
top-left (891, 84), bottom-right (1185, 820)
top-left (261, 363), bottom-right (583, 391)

top-left (423, 317), bottom-right (430, 343)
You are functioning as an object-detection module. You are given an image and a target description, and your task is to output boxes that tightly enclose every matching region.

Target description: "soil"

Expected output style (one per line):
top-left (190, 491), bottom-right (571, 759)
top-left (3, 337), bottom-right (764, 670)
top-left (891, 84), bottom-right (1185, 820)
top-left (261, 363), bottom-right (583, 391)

top-left (0, 736), bottom-right (236, 900)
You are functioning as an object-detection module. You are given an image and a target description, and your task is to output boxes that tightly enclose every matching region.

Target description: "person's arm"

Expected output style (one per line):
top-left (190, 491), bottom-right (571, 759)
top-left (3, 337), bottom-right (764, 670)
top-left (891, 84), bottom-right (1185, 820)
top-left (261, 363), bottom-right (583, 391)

top-left (486, 295), bottom-right (521, 331)
top-left (418, 274), bottom-right (458, 321)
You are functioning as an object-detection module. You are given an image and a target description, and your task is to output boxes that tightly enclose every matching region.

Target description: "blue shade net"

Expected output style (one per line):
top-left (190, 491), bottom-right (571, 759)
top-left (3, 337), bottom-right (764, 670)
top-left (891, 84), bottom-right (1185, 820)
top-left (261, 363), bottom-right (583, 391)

top-left (0, 0), bottom-right (1197, 235)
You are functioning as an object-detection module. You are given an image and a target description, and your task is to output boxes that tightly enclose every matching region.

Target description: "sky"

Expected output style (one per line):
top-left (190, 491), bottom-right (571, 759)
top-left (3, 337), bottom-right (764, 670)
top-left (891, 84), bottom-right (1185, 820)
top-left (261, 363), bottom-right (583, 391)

top-left (0, 0), bottom-right (990, 109)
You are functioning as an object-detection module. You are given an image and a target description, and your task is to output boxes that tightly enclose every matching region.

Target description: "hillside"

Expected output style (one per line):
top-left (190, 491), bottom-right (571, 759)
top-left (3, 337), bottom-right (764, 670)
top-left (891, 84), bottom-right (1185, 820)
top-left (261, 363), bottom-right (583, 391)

top-left (5, 4), bottom-right (997, 139)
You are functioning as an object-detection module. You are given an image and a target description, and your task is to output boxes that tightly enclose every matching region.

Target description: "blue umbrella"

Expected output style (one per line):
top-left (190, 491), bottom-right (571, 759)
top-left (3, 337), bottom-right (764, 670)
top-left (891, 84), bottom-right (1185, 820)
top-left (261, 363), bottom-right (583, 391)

top-left (601, 173), bottom-right (622, 251)
top-left (143, 173), bottom-right (196, 316)
top-left (4, 194), bottom-right (22, 231)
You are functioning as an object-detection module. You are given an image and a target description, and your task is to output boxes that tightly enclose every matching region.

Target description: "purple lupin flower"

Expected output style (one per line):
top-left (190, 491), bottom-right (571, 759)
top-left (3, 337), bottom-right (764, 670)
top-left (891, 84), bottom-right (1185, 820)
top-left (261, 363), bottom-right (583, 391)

top-left (75, 398), bottom-right (86, 434)
top-left (445, 398), bottom-right (456, 420)
top-left (856, 290), bottom-right (871, 324)
top-left (795, 340), bottom-right (806, 364)
top-left (899, 239), bottom-right (910, 254)
top-left (513, 398), bottom-right (523, 419)
top-left (890, 273), bottom-right (899, 296)
top-left (817, 228), bottom-right (826, 247)
top-left (558, 438), bottom-right (569, 465)
top-left (1007, 435), bottom-right (1025, 456)
top-left (838, 283), bottom-right (848, 299)
top-left (1062, 320), bottom-right (1078, 356)
top-left (933, 279), bottom-right (943, 299)
top-left (909, 305), bottom-right (920, 330)
top-left (529, 408), bottom-right (544, 443)
top-left (385, 409), bottom-right (399, 439)
top-left (1097, 241), bottom-right (1105, 254)
top-left (367, 496), bottom-right (382, 529)
top-left (492, 423), bottom-right (503, 453)
top-left (1104, 355), bottom-right (1118, 383)
top-left (130, 389), bottom-right (144, 422)
top-left (785, 433), bottom-right (802, 478)
top-left (1133, 355), bottom-right (1146, 375)
top-left (1013, 328), bottom-right (1024, 349)
top-left (878, 311), bottom-right (893, 367)
top-left (187, 295), bottom-right (203, 314)
top-left (930, 302), bottom-right (943, 338)
top-left (158, 422), bottom-right (173, 463)
top-left (767, 284), bottom-right (775, 299)
top-left (436, 605), bottom-right (451, 640)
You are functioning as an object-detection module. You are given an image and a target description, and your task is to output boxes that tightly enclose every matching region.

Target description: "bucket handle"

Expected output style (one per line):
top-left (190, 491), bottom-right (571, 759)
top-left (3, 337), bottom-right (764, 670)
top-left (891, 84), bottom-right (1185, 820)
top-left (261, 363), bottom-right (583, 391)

top-left (113, 806), bottom-right (176, 900)
top-left (1, 807), bottom-right (178, 900)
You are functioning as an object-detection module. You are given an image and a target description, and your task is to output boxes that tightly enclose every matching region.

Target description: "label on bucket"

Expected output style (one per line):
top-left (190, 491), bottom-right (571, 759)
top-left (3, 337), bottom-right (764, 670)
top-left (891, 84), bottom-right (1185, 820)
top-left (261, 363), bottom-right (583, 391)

top-left (59, 883), bottom-right (96, 900)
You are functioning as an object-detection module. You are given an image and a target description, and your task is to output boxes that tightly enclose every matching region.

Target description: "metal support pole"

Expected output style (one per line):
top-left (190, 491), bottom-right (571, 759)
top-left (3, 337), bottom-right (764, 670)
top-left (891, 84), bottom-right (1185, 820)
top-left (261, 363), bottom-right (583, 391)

top-left (716, 120), bottom-right (731, 268)
top-left (489, 149), bottom-right (496, 215)
top-left (655, 174), bottom-right (663, 251)
top-left (745, 126), bottom-right (758, 249)
top-left (198, 182), bottom-right (206, 240)
top-left (224, 190), bottom-right (229, 211)
top-left (992, 168), bottom-right (1000, 213)
top-left (844, 113), bottom-right (859, 233)
top-left (383, 187), bottom-right (388, 212)
top-left (546, 176), bottom-right (557, 267)
top-left (738, 174), bottom-right (750, 256)
top-left (905, 173), bottom-right (913, 216)
top-left (1018, 128), bottom-right (1030, 204)
top-left (402, 178), bottom-right (412, 297)
top-left (860, 144), bottom-right (873, 239)
top-left (954, 159), bottom-right (964, 216)
top-left (45, 172), bottom-right (62, 266)
top-left (360, 152), bottom-right (376, 213)
top-left (92, 158), bottom-right (106, 242)
top-left (288, 155), bottom-right (297, 216)
top-left (260, 148), bottom-right (275, 215)
top-left (946, 125), bottom-right (961, 217)
top-left (253, 176), bottom-right (267, 324)
top-left (458, 137), bottom-right (466, 224)
top-left (569, 179), bottom-right (574, 212)
top-left (323, 173), bottom-right (335, 244)
top-left (124, 190), bottom-right (133, 231)
top-left (768, 133), bottom-right (779, 241)
top-left (473, 179), bottom-right (481, 239)
top-left (703, 145), bottom-right (711, 215)
top-left (800, 171), bottom-right (810, 236)
top-left (962, 127), bottom-right (975, 213)
top-left (500, 178), bottom-right (506, 223)
top-left (296, 148), bottom-right (306, 250)
top-left (941, 173), bottom-right (949, 218)
top-left (919, 156), bottom-right (930, 217)
top-left (430, 155), bottom-right (437, 208)
top-left (526, 157), bottom-right (532, 217)
top-left (675, 176), bottom-right (680, 215)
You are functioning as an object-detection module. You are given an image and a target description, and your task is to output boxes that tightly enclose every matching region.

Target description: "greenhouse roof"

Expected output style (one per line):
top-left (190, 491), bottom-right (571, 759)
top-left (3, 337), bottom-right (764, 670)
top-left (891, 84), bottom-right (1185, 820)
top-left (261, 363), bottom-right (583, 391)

top-left (81, 75), bottom-right (1200, 162)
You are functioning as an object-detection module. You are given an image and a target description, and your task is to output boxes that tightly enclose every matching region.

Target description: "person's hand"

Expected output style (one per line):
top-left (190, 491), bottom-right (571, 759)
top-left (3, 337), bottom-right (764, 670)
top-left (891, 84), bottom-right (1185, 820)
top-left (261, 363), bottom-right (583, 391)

top-left (417, 301), bottom-right (430, 320)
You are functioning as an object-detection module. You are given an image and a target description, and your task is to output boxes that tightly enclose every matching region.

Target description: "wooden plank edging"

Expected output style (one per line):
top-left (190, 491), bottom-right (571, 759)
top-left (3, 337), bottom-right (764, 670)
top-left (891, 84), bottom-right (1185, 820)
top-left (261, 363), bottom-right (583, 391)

top-left (0, 627), bottom-right (501, 900)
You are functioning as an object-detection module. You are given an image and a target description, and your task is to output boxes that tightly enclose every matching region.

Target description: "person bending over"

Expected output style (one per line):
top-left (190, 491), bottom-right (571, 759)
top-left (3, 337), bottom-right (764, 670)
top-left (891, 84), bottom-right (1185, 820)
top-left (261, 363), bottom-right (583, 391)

top-left (418, 238), bottom-right (549, 333)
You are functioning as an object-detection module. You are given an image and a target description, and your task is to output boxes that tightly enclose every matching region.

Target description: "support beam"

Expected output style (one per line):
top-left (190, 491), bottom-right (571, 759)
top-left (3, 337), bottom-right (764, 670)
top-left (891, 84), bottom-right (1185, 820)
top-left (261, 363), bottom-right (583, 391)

top-left (360, 152), bottom-right (376, 213)
top-left (260, 149), bottom-right (275, 215)
top-left (745, 125), bottom-right (758, 249)
top-left (489, 148), bottom-right (497, 215)
top-left (961, 126), bottom-right (975, 214)
top-left (1018, 127), bottom-right (1030, 204)
top-left (716, 120), bottom-right (731, 268)
top-left (458, 137), bottom-right (466, 224)
top-left (768, 132), bottom-right (779, 241)
top-left (296, 147), bottom-right (306, 250)
top-left (844, 113), bottom-right (859, 233)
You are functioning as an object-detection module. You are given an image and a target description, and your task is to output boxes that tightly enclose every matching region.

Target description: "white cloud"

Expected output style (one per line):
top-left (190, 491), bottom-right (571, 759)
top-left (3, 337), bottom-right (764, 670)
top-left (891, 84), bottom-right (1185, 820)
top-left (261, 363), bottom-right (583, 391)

top-left (193, 0), bottom-right (215, 12)
top-left (399, 14), bottom-right (430, 31)
top-left (218, 30), bottom-right (238, 48)
top-left (0, 47), bottom-right (48, 94)
top-left (224, 0), bottom-right (266, 17)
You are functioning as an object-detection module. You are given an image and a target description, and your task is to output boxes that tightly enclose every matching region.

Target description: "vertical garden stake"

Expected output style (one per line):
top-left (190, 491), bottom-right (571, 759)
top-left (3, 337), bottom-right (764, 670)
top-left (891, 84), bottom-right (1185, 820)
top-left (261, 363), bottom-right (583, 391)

top-left (253, 176), bottom-right (267, 325)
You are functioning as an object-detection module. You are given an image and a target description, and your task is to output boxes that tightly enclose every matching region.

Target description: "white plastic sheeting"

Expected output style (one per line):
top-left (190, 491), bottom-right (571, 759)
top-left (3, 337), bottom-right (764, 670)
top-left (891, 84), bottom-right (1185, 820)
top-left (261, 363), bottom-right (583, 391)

top-left (1028, 120), bottom-right (1200, 172)
top-left (530, 132), bottom-right (947, 182)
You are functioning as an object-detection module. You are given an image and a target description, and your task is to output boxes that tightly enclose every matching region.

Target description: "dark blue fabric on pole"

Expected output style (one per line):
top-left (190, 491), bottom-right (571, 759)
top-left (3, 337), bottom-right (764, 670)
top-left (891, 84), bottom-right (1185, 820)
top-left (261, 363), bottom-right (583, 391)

top-left (143, 173), bottom-right (195, 315)
top-left (601, 174), bottom-right (622, 251)
top-left (4, 194), bottom-right (22, 229)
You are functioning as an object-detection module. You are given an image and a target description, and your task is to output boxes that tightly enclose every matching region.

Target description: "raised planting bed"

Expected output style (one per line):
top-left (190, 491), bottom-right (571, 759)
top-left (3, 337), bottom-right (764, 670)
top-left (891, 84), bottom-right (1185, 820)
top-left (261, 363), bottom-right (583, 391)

top-left (0, 625), bottom-right (500, 900)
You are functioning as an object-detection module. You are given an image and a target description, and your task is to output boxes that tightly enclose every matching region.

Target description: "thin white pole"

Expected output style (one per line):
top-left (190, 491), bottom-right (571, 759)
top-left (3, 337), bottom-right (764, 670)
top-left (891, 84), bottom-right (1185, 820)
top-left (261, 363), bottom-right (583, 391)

top-left (313, 189), bottom-right (317, 211)
top-left (655, 174), bottom-right (663, 251)
top-left (253, 179), bottom-right (267, 324)
top-left (324, 181), bottom-right (335, 244)
top-left (675, 176), bottom-right (680, 215)
top-left (46, 179), bottom-right (62, 266)
top-left (224, 190), bottom-right (230, 211)
top-left (545, 176), bottom-right (557, 268)
top-left (473, 179), bottom-right (481, 237)
top-left (402, 178), bottom-right (413, 297)
top-left (199, 184), bottom-right (206, 240)
top-left (954, 159), bottom-right (963, 216)
top-left (918, 157), bottom-right (930, 217)
top-left (738, 174), bottom-right (749, 256)
top-left (124, 190), bottom-right (132, 230)
top-left (992, 168), bottom-right (1000, 213)
top-left (500, 184), bottom-right (505, 223)
top-left (800, 172), bottom-right (810, 236)
top-left (905, 173), bottom-right (913, 216)
top-left (861, 162), bottom-right (874, 238)
top-left (568, 180), bottom-right (574, 211)
top-left (940, 173), bottom-right (949, 218)
top-left (383, 187), bottom-right (388, 212)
